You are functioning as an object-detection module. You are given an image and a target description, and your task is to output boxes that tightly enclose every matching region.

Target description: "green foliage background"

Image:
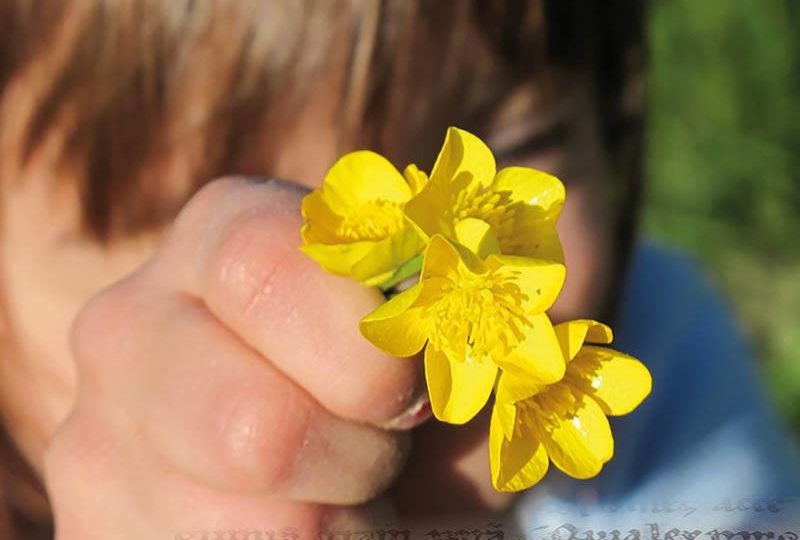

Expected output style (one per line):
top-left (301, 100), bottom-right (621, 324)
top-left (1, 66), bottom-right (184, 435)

top-left (646, 0), bottom-right (800, 433)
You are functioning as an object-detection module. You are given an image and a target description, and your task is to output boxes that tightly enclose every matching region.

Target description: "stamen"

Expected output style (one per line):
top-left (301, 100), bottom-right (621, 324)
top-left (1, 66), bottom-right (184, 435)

top-left (451, 183), bottom-right (522, 249)
top-left (337, 200), bottom-right (405, 240)
top-left (423, 264), bottom-right (532, 363)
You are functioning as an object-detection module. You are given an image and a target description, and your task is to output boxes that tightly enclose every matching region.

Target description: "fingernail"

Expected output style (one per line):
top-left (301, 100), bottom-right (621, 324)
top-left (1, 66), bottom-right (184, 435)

top-left (383, 392), bottom-right (432, 431)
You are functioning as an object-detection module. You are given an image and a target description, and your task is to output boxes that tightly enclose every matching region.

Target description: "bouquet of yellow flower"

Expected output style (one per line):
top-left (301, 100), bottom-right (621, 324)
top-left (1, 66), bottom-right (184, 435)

top-left (300, 127), bottom-right (652, 492)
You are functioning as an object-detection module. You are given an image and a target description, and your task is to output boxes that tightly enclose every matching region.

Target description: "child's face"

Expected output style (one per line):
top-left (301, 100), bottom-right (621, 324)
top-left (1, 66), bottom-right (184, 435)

top-left (0, 77), bottom-right (615, 475)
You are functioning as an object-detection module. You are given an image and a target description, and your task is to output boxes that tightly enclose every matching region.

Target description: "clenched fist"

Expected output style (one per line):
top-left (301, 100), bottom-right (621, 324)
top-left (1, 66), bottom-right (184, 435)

top-left (45, 178), bottom-right (434, 538)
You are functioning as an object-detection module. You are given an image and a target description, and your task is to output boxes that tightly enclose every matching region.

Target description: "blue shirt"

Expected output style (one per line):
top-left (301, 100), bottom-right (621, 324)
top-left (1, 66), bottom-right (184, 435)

top-left (514, 244), bottom-right (800, 532)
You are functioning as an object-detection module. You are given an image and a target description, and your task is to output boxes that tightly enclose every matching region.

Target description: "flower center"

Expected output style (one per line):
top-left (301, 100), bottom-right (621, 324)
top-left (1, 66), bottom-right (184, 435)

top-left (423, 267), bottom-right (531, 363)
top-left (519, 384), bottom-right (583, 436)
top-left (451, 183), bottom-right (521, 249)
top-left (337, 200), bottom-right (406, 241)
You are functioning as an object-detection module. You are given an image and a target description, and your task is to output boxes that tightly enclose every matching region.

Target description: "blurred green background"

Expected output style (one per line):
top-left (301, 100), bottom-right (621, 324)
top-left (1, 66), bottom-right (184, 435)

top-left (646, 0), bottom-right (800, 434)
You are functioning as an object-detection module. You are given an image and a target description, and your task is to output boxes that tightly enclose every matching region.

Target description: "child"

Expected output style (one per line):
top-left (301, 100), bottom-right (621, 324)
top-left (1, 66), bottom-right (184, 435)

top-left (0, 1), bottom-right (797, 537)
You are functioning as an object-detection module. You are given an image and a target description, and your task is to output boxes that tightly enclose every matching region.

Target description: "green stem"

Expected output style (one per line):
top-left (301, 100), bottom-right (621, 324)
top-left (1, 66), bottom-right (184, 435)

top-left (378, 254), bottom-right (424, 292)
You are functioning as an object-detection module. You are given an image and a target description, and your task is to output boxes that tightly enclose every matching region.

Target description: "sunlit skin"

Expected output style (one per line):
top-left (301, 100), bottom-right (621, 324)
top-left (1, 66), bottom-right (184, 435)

top-left (0, 63), bottom-right (614, 531)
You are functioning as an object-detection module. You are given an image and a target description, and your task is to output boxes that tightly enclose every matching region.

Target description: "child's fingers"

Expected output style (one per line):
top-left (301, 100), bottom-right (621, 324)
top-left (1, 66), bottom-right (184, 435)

top-left (155, 177), bottom-right (425, 427)
top-left (46, 389), bottom-right (384, 535)
top-left (69, 281), bottom-right (407, 503)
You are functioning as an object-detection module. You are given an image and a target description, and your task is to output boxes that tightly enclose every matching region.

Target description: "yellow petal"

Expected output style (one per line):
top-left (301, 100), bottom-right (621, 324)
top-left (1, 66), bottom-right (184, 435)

top-left (490, 167), bottom-right (565, 261)
top-left (403, 164), bottom-right (429, 195)
top-left (300, 191), bottom-right (344, 244)
top-left (322, 151), bottom-right (412, 214)
top-left (425, 346), bottom-right (497, 425)
top-left (299, 241), bottom-right (376, 276)
top-left (420, 234), bottom-right (486, 281)
top-left (567, 346), bottom-right (652, 416)
top-left (490, 401), bottom-right (549, 492)
top-left (420, 235), bottom-right (461, 280)
top-left (554, 320), bottom-right (614, 363)
top-left (497, 314), bottom-right (565, 387)
top-left (430, 127), bottom-right (496, 188)
top-left (404, 173), bottom-right (469, 241)
top-left (493, 395), bottom-right (518, 438)
top-left (404, 129), bottom-right (491, 240)
top-left (536, 384), bottom-right (614, 479)
top-left (495, 371), bottom-right (547, 406)
top-left (359, 283), bottom-right (428, 356)
top-left (506, 212), bottom-right (565, 263)
top-left (485, 254), bottom-right (566, 314)
top-left (454, 218), bottom-right (501, 259)
top-left (350, 228), bottom-right (424, 284)
top-left (492, 166), bottom-right (565, 221)
top-left (359, 283), bottom-right (430, 357)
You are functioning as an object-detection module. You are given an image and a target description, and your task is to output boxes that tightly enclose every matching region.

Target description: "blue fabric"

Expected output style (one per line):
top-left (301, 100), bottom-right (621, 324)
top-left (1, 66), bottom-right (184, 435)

top-left (514, 243), bottom-right (800, 531)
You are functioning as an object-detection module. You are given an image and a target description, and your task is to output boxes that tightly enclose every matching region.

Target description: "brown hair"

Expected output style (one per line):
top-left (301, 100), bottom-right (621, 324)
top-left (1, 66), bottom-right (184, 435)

top-left (0, 1), bottom-right (514, 239)
top-left (0, 1), bottom-right (645, 534)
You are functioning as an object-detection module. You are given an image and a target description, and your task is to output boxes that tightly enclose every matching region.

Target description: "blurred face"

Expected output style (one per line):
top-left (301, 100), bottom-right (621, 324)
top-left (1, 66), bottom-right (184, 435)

top-left (0, 66), bottom-right (614, 477)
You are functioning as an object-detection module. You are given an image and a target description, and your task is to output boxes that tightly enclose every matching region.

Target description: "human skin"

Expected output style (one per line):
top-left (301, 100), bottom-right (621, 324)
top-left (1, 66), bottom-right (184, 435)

top-left (0, 71), bottom-right (613, 534)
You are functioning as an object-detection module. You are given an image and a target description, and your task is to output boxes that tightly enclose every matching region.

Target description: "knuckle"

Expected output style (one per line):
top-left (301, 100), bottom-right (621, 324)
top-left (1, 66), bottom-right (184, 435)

top-left (70, 281), bottom-right (140, 375)
top-left (213, 384), bottom-right (311, 491)
top-left (204, 207), bottom-right (307, 317)
top-left (173, 176), bottom-right (303, 243)
top-left (162, 176), bottom-right (309, 313)
top-left (175, 177), bottom-right (253, 226)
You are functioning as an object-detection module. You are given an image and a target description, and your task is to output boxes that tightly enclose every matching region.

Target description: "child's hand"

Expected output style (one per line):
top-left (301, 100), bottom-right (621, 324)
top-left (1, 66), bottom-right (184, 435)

top-left (44, 178), bottom-right (436, 537)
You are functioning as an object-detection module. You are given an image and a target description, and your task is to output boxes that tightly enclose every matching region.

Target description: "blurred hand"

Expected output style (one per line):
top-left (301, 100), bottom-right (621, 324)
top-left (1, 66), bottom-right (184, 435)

top-left (44, 177), bottom-right (508, 539)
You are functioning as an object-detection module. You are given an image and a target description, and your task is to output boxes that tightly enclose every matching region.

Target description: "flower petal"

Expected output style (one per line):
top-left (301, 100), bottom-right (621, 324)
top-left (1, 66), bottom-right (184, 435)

top-left (454, 218), bottom-right (501, 259)
top-left (350, 228), bottom-right (425, 285)
top-left (425, 346), bottom-right (497, 425)
top-left (554, 320), bottom-right (614, 363)
top-left (495, 371), bottom-right (547, 406)
top-left (420, 234), bottom-right (486, 281)
top-left (536, 384), bottom-right (614, 479)
top-left (359, 283), bottom-right (430, 357)
top-left (567, 346), bottom-right (652, 416)
top-left (494, 395), bottom-right (518, 438)
top-left (492, 166), bottom-right (565, 221)
top-left (420, 235), bottom-right (461, 280)
top-left (490, 167), bottom-right (566, 261)
top-left (403, 164), bottom-right (429, 195)
top-left (404, 173), bottom-right (471, 240)
top-left (300, 191), bottom-right (344, 244)
top-left (506, 212), bottom-right (565, 263)
top-left (405, 128), bottom-right (495, 239)
top-left (322, 151), bottom-right (412, 214)
top-left (299, 241), bottom-right (376, 277)
top-left (485, 254), bottom-right (566, 313)
top-left (490, 402), bottom-right (549, 492)
top-left (497, 314), bottom-right (564, 387)
top-left (430, 127), bottom-right (496, 188)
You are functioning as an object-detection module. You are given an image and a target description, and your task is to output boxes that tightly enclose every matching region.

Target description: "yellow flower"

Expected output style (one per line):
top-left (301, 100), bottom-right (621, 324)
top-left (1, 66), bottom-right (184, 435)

top-left (405, 127), bottom-right (566, 262)
top-left (489, 320), bottom-right (652, 492)
top-left (300, 151), bottom-right (428, 286)
top-left (360, 230), bottom-right (566, 425)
